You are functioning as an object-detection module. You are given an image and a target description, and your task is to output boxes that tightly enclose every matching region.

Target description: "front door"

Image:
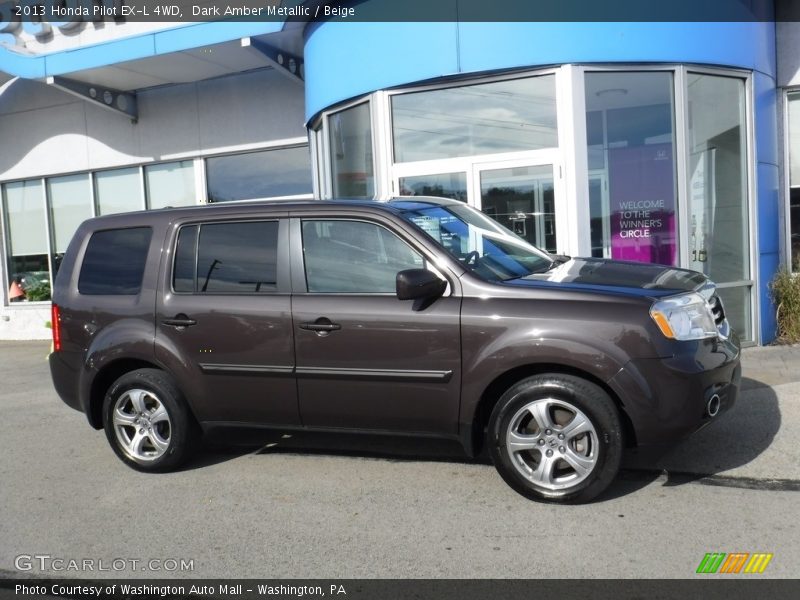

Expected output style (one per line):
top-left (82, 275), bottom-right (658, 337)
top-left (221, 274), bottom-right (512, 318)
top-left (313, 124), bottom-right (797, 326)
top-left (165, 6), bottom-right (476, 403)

top-left (291, 216), bottom-right (461, 434)
top-left (473, 160), bottom-right (561, 254)
top-left (155, 218), bottom-right (300, 426)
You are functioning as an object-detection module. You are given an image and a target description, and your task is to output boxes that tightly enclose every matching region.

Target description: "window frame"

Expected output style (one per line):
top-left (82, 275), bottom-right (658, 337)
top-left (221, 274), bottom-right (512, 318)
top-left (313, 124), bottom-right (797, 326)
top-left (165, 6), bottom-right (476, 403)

top-left (289, 215), bottom-right (452, 296)
top-left (783, 88), bottom-right (800, 275)
top-left (169, 218), bottom-right (287, 296)
top-left (77, 226), bottom-right (153, 296)
top-left (387, 70), bottom-right (561, 166)
top-left (1, 178), bottom-right (54, 306)
top-left (204, 143), bottom-right (315, 203)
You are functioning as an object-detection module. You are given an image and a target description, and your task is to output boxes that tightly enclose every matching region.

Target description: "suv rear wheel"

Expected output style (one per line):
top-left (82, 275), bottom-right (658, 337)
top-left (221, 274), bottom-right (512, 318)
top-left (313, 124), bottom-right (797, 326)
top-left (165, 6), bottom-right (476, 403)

top-left (102, 368), bottom-right (198, 472)
top-left (488, 374), bottom-right (622, 503)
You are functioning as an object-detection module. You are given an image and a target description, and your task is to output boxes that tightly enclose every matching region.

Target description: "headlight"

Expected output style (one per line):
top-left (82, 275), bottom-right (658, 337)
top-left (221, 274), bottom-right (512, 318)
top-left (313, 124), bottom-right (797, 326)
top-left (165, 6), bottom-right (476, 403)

top-left (650, 292), bottom-right (718, 340)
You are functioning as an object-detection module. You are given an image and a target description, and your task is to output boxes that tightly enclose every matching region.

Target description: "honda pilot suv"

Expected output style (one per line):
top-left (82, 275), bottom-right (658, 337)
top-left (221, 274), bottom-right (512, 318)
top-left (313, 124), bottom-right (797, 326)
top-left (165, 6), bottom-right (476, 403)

top-left (49, 197), bottom-right (740, 503)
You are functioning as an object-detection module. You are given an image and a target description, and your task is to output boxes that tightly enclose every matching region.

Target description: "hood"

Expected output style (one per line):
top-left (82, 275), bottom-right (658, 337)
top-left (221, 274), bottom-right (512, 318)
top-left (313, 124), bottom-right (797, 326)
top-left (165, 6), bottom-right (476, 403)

top-left (504, 257), bottom-right (709, 298)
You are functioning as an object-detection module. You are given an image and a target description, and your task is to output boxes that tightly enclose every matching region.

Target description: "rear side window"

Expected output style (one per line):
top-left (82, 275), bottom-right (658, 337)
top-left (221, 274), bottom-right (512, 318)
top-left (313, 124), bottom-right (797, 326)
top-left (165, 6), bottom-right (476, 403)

top-left (173, 221), bottom-right (279, 293)
top-left (78, 227), bottom-right (152, 295)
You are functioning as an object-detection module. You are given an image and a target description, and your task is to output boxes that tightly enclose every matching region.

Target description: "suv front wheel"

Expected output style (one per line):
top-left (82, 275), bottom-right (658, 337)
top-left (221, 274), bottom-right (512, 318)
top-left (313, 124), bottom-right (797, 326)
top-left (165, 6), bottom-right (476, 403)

top-left (488, 374), bottom-right (623, 503)
top-left (102, 369), bottom-right (199, 472)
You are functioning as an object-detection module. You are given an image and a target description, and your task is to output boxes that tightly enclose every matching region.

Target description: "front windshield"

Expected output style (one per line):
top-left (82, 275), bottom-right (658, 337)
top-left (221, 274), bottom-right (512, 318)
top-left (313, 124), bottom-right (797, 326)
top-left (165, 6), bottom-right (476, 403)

top-left (395, 201), bottom-right (553, 281)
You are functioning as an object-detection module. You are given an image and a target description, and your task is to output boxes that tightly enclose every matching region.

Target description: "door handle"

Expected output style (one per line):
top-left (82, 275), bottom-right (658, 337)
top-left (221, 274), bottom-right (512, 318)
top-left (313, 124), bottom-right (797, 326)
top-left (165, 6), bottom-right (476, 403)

top-left (162, 314), bottom-right (197, 329)
top-left (299, 318), bottom-right (342, 333)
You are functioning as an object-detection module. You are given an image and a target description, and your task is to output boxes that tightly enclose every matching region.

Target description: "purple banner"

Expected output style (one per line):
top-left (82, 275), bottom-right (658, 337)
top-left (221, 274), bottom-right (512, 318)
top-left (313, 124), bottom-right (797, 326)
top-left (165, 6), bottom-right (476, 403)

top-left (608, 143), bottom-right (676, 266)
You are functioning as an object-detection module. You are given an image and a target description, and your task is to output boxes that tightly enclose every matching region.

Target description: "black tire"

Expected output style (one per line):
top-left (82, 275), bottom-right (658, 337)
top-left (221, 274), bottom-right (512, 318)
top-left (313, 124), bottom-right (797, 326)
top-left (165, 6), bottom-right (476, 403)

top-left (102, 368), bottom-right (199, 472)
top-left (488, 373), bottom-right (622, 503)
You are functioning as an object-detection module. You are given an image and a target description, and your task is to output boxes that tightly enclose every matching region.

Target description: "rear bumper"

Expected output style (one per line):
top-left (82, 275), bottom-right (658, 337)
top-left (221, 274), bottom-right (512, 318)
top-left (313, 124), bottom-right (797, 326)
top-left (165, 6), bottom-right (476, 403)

top-left (608, 334), bottom-right (741, 446)
top-left (49, 351), bottom-right (83, 414)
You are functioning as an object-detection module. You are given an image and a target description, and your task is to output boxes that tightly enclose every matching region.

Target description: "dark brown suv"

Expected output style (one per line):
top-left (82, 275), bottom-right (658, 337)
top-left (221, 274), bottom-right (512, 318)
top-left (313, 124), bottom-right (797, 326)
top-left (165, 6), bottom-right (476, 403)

top-left (49, 197), bottom-right (740, 503)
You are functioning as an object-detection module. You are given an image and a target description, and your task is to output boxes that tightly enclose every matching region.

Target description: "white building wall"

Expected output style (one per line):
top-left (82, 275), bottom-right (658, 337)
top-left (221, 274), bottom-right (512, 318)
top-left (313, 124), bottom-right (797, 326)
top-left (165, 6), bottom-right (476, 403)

top-left (0, 67), bottom-right (307, 180)
top-left (0, 67), bottom-right (307, 339)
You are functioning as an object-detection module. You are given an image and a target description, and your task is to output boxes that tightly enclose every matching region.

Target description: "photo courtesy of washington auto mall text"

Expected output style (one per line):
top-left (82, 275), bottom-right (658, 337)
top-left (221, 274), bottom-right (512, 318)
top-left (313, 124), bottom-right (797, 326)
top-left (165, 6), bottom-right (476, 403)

top-left (12, 583), bottom-right (347, 599)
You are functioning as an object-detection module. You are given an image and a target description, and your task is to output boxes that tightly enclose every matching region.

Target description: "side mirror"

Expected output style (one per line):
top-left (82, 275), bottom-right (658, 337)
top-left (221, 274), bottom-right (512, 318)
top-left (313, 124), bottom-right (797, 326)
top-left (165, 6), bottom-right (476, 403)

top-left (396, 269), bottom-right (447, 302)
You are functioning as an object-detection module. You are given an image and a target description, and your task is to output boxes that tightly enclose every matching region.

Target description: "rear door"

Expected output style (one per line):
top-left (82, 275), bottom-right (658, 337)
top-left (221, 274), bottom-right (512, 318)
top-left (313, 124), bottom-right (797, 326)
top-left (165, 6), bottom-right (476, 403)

top-left (155, 216), bottom-right (299, 426)
top-left (290, 214), bottom-right (462, 434)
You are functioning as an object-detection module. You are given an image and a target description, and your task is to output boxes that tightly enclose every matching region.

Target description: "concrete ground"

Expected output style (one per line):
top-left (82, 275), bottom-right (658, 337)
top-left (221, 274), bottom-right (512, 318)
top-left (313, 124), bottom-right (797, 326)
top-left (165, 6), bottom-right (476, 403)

top-left (0, 341), bottom-right (798, 579)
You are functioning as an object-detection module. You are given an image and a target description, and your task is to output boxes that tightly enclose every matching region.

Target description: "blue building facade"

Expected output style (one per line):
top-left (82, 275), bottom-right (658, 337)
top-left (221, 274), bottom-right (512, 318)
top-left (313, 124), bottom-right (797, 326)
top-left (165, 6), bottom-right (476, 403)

top-left (0, 2), bottom-right (792, 344)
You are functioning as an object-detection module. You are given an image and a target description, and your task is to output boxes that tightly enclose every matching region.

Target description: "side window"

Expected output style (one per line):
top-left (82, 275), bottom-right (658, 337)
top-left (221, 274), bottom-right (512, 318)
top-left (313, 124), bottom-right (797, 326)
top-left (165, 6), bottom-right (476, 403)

top-left (302, 220), bottom-right (424, 293)
top-left (173, 221), bottom-right (279, 293)
top-left (78, 227), bottom-right (152, 295)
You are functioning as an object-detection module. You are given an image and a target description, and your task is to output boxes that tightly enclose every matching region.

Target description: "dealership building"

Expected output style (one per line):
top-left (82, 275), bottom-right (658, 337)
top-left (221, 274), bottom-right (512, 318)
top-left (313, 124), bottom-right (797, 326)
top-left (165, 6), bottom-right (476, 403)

top-left (1, 1), bottom-right (800, 345)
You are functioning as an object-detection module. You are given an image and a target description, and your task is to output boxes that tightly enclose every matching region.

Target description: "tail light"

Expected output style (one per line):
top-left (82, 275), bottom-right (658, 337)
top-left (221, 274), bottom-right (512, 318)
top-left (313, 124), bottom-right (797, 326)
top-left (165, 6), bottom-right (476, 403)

top-left (51, 303), bottom-right (62, 352)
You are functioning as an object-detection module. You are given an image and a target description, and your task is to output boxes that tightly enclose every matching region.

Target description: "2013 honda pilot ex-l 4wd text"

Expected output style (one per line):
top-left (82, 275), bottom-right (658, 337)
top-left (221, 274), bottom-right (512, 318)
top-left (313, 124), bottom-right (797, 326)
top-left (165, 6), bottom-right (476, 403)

top-left (50, 197), bottom-right (740, 503)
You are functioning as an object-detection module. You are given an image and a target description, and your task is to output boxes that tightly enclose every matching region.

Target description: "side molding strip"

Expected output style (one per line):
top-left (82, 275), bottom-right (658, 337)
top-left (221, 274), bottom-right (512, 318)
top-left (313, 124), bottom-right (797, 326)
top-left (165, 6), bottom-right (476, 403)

top-left (199, 364), bottom-right (294, 375)
top-left (199, 364), bottom-right (453, 382)
top-left (295, 367), bottom-right (453, 382)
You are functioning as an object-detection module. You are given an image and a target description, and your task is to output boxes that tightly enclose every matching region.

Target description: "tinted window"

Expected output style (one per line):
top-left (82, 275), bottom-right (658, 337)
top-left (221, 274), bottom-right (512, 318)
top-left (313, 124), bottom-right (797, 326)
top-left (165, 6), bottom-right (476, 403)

top-left (79, 227), bottom-right (152, 295)
top-left (206, 147), bottom-right (312, 202)
top-left (173, 225), bottom-right (198, 293)
top-left (302, 220), bottom-right (423, 293)
top-left (174, 221), bottom-right (279, 293)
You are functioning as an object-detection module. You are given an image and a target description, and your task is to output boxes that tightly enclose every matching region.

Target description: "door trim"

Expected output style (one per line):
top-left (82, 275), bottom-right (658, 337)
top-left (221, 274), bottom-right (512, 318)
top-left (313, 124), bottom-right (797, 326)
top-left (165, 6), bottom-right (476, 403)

top-left (295, 366), bottom-right (454, 382)
top-left (199, 364), bottom-right (294, 375)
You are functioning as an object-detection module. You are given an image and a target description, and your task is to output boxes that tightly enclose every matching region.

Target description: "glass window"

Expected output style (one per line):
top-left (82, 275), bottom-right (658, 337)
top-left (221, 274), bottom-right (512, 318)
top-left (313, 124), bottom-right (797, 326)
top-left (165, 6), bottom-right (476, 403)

top-left (193, 221), bottom-right (279, 293)
top-left (206, 147), bottom-right (313, 202)
top-left (395, 200), bottom-right (552, 282)
top-left (584, 72), bottom-right (678, 266)
top-left (145, 161), bottom-right (196, 209)
top-left (3, 180), bottom-right (50, 302)
top-left (686, 73), bottom-right (749, 282)
top-left (787, 92), bottom-right (800, 271)
top-left (47, 174), bottom-right (93, 255)
top-left (173, 225), bottom-right (198, 293)
top-left (479, 165), bottom-right (556, 253)
top-left (398, 173), bottom-right (468, 202)
top-left (328, 103), bottom-right (374, 198)
top-left (78, 228), bottom-right (152, 295)
top-left (95, 168), bottom-right (143, 215)
top-left (392, 75), bottom-right (557, 163)
top-left (302, 220), bottom-right (423, 293)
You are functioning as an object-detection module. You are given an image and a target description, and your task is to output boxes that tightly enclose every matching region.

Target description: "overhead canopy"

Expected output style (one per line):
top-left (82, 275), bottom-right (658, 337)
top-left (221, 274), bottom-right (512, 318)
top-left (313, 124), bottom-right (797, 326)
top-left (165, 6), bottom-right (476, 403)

top-left (0, 20), bottom-right (303, 91)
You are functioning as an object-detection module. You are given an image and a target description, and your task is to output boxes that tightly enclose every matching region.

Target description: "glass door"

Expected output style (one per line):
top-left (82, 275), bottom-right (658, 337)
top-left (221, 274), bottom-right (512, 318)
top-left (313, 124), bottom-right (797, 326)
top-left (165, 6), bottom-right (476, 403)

top-left (473, 161), bottom-right (562, 254)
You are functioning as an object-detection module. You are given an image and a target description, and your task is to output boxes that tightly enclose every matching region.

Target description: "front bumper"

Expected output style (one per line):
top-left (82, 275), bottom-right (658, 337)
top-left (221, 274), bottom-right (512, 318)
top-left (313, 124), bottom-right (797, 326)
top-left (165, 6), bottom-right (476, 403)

top-left (608, 333), bottom-right (741, 446)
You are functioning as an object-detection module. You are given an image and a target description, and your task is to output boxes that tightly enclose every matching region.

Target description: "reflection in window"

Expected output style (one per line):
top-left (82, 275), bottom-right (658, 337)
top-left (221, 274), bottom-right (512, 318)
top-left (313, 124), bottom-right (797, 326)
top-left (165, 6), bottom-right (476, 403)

top-left (145, 161), bottom-right (196, 209)
top-left (787, 92), bottom-right (800, 271)
top-left (479, 165), bottom-right (556, 253)
top-left (399, 173), bottom-right (467, 202)
top-left (302, 220), bottom-right (423, 293)
top-left (392, 75), bottom-right (557, 163)
top-left (78, 228), bottom-right (152, 295)
top-left (173, 225), bottom-right (198, 293)
top-left (195, 222), bottom-right (279, 293)
top-left (396, 201), bottom-right (552, 281)
top-left (3, 180), bottom-right (50, 302)
top-left (329, 103), bottom-right (374, 198)
top-left (686, 73), bottom-right (750, 341)
top-left (95, 168), bottom-right (143, 216)
top-left (686, 73), bottom-right (749, 282)
top-left (207, 147), bottom-right (313, 202)
top-left (584, 72), bottom-right (678, 266)
top-left (47, 173), bottom-right (93, 277)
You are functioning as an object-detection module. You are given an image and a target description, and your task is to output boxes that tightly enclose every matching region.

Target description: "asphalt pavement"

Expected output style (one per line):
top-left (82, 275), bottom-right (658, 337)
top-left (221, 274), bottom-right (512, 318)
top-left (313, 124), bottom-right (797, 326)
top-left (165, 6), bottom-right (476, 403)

top-left (0, 341), bottom-right (798, 579)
